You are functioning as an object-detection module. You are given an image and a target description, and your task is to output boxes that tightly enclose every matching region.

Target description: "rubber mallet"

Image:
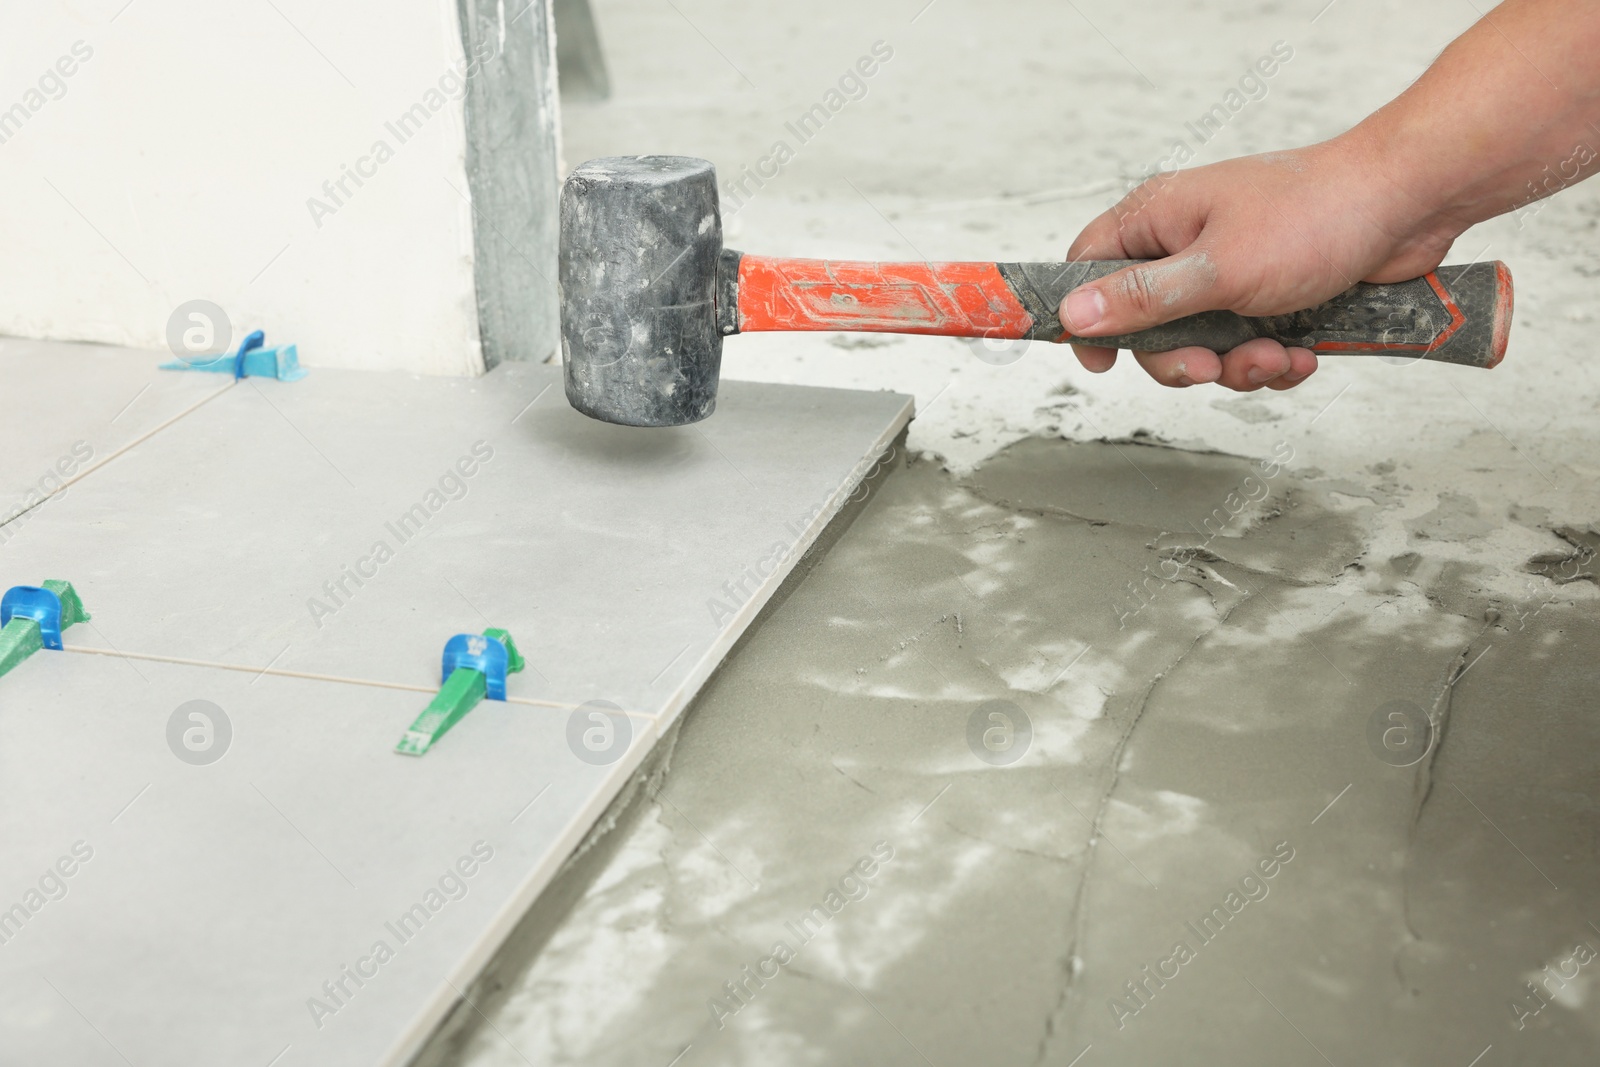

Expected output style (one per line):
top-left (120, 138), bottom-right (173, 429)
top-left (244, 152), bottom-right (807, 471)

top-left (559, 155), bottom-right (1514, 427)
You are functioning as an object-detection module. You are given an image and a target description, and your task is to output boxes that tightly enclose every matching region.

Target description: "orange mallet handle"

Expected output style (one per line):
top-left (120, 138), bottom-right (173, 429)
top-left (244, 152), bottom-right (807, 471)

top-left (724, 253), bottom-right (1513, 368)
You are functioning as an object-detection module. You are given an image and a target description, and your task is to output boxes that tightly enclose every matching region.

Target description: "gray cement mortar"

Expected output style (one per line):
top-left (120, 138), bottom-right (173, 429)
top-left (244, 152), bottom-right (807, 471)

top-left (440, 438), bottom-right (1599, 1065)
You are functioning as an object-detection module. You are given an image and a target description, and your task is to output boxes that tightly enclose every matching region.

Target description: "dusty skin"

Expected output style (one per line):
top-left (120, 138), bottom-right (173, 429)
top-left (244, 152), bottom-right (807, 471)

top-left (425, 439), bottom-right (1599, 1066)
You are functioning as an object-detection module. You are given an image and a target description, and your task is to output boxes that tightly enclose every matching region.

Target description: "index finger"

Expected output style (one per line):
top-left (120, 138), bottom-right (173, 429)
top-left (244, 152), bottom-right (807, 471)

top-left (1068, 182), bottom-right (1194, 265)
top-left (1068, 206), bottom-right (1137, 263)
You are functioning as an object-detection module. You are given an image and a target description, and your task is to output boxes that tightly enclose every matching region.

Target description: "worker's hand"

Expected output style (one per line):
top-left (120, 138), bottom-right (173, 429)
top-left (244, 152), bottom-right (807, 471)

top-left (1061, 138), bottom-right (1460, 391)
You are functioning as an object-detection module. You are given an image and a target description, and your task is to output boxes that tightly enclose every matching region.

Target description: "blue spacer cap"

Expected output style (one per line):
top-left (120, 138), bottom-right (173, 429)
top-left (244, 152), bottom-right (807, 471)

top-left (441, 632), bottom-right (510, 701)
top-left (1, 586), bottom-right (65, 650)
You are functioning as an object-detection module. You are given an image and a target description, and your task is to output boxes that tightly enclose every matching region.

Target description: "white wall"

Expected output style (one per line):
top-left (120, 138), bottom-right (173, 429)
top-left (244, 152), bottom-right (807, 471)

top-left (0, 1), bottom-right (530, 375)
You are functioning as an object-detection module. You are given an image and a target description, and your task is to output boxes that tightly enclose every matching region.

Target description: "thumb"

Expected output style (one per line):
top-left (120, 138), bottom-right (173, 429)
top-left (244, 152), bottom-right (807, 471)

top-left (1059, 251), bottom-right (1226, 337)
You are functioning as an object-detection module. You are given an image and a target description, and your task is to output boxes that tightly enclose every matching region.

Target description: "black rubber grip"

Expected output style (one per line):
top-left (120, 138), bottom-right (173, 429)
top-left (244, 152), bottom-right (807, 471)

top-left (996, 260), bottom-right (1513, 369)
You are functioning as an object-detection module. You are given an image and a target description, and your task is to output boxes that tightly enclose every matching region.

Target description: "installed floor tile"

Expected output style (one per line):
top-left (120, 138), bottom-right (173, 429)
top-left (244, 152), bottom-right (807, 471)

top-left (0, 337), bottom-right (228, 522)
top-left (0, 348), bottom-right (911, 1065)
top-left (0, 652), bottom-right (654, 1067)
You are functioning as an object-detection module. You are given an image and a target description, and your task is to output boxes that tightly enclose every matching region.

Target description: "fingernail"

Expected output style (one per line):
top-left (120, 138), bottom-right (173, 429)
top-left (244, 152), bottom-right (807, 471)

top-left (1247, 367), bottom-right (1278, 384)
top-left (1063, 288), bottom-right (1106, 332)
top-left (1177, 375), bottom-right (1197, 387)
top-left (1282, 369), bottom-right (1308, 383)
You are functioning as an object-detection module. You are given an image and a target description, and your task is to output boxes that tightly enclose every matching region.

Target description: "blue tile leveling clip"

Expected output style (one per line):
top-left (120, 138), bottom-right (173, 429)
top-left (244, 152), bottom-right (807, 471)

top-left (0, 581), bottom-right (91, 681)
top-left (442, 632), bottom-right (513, 701)
top-left (161, 329), bottom-right (307, 381)
top-left (2, 586), bottom-right (69, 650)
top-left (394, 629), bottom-right (525, 757)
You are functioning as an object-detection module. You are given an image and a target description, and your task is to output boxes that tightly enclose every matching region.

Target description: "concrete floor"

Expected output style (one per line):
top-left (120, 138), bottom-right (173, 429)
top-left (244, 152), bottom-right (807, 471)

top-left (435, 1), bottom-right (1600, 1063)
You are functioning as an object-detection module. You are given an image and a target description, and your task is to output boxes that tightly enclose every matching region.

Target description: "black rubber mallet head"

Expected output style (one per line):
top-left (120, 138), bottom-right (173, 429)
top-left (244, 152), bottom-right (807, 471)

top-left (559, 155), bottom-right (1514, 428)
top-left (560, 156), bottom-right (726, 427)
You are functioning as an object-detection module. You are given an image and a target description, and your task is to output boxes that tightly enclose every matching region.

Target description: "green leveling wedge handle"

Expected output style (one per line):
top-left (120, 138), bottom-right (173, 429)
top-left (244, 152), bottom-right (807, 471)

top-left (395, 627), bottom-right (524, 756)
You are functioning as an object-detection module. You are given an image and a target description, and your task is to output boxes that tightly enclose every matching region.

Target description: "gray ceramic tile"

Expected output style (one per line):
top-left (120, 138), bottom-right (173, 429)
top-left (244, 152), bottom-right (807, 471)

top-left (0, 651), bottom-right (656, 1067)
top-left (0, 337), bottom-right (229, 531)
top-left (0, 352), bottom-right (909, 1065)
top-left (0, 362), bottom-right (912, 719)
